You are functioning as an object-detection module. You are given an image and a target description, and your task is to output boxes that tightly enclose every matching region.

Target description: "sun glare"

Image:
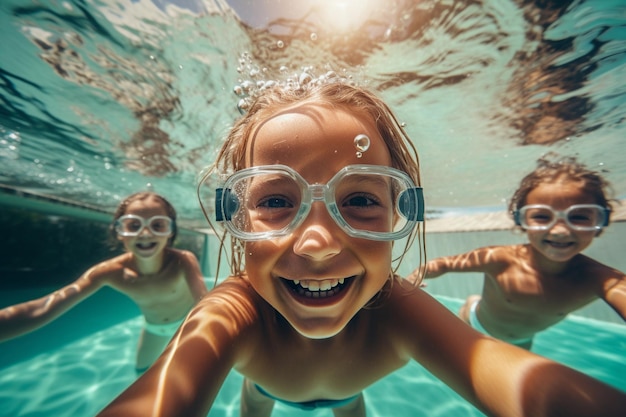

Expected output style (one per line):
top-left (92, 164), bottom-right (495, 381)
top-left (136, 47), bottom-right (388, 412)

top-left (316, 0), bottom-right (380, 33)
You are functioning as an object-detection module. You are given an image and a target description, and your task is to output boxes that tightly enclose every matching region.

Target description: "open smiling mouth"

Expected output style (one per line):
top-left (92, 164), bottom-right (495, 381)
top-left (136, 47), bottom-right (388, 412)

top-left (545, 240), bottom-right (574, 248)
top-left (136, 242), bottom-right (157, 250)
top-left (282, 277), bottom-right (353, 299)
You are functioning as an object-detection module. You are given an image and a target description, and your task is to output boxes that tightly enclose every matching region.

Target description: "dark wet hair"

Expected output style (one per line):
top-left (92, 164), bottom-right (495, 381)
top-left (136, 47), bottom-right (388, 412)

top-left (201, 82), bottom-right (425, 282)
top-left (509, 153), bottom-right (614, 226)
top-left (109, 191), bottom-right (177, 247)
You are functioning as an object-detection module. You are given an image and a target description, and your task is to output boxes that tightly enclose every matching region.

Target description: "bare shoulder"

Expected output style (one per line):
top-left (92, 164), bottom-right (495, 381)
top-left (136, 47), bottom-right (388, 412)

top-left (82, 253), bottom-right (129, 283)
top-left (578, 254), bottom-right (626, 287)
top-left (185, 276), bottom-right (264, 358)
top-left (161, 248), bottom-right (196, 265)
top-left (478, 244), bottom-right (522, 259)
top-left (192, 277), bottom-right (262, 323)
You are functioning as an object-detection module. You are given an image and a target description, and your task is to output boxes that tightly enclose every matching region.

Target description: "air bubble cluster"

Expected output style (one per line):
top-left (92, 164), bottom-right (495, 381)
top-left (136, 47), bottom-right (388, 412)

top-left (233, 52), bottom-right (359, 114)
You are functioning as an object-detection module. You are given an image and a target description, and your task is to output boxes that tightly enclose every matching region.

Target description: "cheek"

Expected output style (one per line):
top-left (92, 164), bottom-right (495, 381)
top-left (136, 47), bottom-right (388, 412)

top-left (244, 241), bottom-right (283, 274)
top-left (364, 242), bottom-right (393, 274)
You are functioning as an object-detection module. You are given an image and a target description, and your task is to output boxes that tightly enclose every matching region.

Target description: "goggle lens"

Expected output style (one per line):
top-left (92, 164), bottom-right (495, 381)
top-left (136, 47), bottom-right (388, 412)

top-left (203, 164), bottom-right (424, 241)
top-left (115, 215), bottom-right (173, 237)
top-left (516, 204), bottom-right (608, 231)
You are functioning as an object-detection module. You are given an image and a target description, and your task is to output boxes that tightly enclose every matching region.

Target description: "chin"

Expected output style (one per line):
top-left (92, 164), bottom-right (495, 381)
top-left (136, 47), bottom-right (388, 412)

top-left (294, 326), bottom-right (345, 340)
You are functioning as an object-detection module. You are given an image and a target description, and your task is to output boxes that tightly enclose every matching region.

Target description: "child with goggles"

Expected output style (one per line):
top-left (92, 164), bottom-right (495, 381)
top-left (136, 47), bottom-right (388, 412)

top-left (98, 85), bottom-right (625, 417)
top-left (0, 192), bottom-right (208, 373)
top-left (411, 154), bottom-right (625, 350)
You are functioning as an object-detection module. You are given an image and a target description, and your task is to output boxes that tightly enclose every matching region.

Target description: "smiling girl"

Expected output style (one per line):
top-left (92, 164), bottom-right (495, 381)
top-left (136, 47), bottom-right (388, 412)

top-left (0, 192), bottom-right (208, 372)
top-left (411, 155), bottom-right (626, 349)
top-left (97, 85), bottom-right (625, 417)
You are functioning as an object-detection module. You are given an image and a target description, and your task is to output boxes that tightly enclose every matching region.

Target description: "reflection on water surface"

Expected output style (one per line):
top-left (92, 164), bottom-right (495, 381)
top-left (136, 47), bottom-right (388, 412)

top-left (0, 0), bottom-right (625, 227)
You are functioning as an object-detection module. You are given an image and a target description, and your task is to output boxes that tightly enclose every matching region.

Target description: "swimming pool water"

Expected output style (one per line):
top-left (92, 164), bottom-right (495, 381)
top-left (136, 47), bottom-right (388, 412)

top-left (1, 296), bottom-right (623, 417)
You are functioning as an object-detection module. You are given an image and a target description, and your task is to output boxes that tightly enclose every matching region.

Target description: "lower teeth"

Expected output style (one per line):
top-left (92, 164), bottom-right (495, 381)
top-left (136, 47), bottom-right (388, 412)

top-left (297, 288), bottom-right (337, 298)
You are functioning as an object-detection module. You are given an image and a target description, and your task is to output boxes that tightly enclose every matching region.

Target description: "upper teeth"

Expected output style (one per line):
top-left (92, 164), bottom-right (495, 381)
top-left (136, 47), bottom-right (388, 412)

top-left (293, 278), bottom-right (345, 291)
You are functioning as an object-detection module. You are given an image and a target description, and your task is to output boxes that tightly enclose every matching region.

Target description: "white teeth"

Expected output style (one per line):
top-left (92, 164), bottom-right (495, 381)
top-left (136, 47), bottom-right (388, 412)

top-left (294, 279), bottom-right (341, 291)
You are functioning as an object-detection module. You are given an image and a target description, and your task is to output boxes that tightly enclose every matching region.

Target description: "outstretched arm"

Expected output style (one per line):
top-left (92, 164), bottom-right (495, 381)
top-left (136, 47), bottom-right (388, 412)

top-left (407, 246), bottom-right (507, 283)
top-left (396, 289), bottom-right (626, 417)
top-left (0, 265), bottom-right (107, 342)
top-left (96, 277), bottom-right (255, 417)
top-left (601, 270), bottom-right (626, 321)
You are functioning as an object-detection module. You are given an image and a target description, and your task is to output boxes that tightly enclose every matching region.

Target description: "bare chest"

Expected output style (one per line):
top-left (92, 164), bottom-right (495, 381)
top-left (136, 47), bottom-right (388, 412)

top-left (236, 324), bottom-right (407, 402)
top-left (487, 266), bottom-right (598, 313)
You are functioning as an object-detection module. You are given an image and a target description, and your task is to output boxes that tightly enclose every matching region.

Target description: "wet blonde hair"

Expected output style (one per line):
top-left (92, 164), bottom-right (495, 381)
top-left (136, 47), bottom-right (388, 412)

top-left (201, 83), bottom-right (425, 283)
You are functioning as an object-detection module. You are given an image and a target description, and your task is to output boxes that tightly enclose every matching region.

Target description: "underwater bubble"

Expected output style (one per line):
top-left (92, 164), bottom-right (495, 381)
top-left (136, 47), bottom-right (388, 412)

top-left (299, 72), bottom-right (313, 85)
top-left (400, 122), bottom-right (406, 127)
top-left (241, 80), bottom-right (254, 94)
top-left (277, 40), bottom-right (284, 48)
top-left (237, 98), bottom-right (251, 114)
top-left (233, 85), bottom-right (244, 96)
top-left (310, 33), bottom-right (318, 41)
top-left (279, 66), bottom-right (288, 73)
top-left (354, 134), bottom-right (370, 153)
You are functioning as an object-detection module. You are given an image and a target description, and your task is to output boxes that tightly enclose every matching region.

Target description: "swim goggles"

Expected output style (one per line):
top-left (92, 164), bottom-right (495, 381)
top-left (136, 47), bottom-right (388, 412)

top-left (513, 204), bottom-right (610, 231)
top-left (202, 164), bottom-right (424, 241)
top-left (115, 215), bottom-right (173, 237)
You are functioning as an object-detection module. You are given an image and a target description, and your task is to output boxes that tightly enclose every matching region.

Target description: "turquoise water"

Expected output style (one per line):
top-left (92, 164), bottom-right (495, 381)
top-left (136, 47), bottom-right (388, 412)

top-left (1, 0), bottom-right (626, 225)
top-left (1, 1), bottom-right (626, 415)
top-left (1, 293), bottom-right (624, 417)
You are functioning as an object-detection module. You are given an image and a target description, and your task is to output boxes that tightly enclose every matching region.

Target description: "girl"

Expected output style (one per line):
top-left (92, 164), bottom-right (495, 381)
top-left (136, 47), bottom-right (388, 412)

top-left (0, 191), bottom-right (208, 372)
top-left (97, 84), bottom-right (625, 416)
top-left (411, 155), bottom-right (626, 349)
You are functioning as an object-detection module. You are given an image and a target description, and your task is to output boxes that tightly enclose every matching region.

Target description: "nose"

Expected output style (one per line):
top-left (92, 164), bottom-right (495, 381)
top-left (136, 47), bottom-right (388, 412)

top-left (137, 225), bottom-right (153, 237)
top-left (548, 217), bottom-right (571, 235)
top-left (292, 203), bottom-right (342, 260)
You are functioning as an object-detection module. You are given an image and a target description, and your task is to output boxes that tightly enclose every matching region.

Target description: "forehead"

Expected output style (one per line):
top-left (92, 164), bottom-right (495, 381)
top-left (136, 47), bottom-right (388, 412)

top-left (526, 180), bottom-right (598, 207)
top-left (246, 103), bottom-right (392, 179)
top-left (124, 197), bottom-right (168, 216)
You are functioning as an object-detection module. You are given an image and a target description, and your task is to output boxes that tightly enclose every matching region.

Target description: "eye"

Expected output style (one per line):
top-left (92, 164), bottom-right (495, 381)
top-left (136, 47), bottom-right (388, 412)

top-left (127, 220), bottom-right (142, 231)
top-left (569, 211), bottom-right (594, 224)
top-left (258, 196), bottom-right (294, 209)
top-left (524, 208), bottom-right (553, 225)
top-left (151, 219), bottom-right (168, 231)
top-left (530, 213), bottom-right (551, 221)
top-left (343, 193), bottom-right (379, 208)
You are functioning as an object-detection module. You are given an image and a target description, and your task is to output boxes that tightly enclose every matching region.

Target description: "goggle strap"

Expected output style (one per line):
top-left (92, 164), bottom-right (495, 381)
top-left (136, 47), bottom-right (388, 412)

top-left (215, 188), bottom-right (239, 221)
top-left (400, 187), bottom-right (424, 222)
top-left (602, 207), bottom-right (610, 226)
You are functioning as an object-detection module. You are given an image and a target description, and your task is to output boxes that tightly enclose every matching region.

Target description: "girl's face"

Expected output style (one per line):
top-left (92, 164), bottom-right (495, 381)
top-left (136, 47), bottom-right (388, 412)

top-left (524, 180), bottom-right (598, 264)
top-left (117, 197), bottom-right (172, 259)
top-left (242, 102), bottom-right (395, 339)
